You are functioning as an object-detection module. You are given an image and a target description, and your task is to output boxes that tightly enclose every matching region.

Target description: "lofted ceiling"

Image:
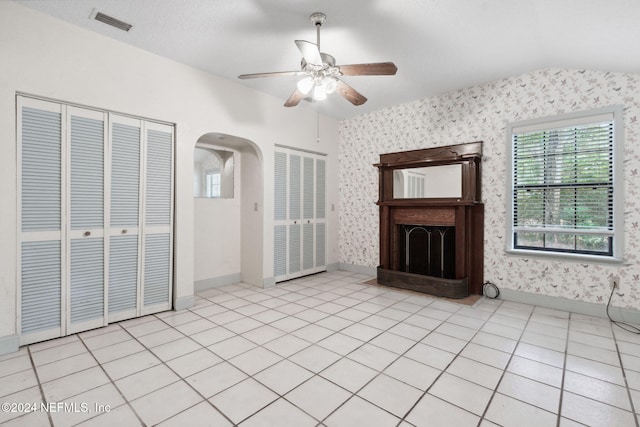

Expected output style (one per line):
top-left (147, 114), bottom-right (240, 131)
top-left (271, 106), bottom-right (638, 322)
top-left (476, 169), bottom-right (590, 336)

top-left (14, 0), bottom-right (640, 120)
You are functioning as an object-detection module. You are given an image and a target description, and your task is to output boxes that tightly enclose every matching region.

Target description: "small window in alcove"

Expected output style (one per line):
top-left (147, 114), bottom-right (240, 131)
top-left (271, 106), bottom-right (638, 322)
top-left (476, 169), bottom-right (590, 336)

top-left (194, 146), bottom-right (234, 198)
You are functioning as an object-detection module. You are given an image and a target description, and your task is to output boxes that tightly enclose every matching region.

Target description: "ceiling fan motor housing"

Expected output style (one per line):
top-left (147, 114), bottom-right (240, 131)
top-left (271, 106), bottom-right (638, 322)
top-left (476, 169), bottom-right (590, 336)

top-left (310, 12), bottom-right (326, 26)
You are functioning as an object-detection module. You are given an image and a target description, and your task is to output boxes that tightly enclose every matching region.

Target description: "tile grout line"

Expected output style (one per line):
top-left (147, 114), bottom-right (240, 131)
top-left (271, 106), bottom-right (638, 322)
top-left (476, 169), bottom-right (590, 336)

top-left (555, 311), bottom-right (573, 427)
top-left (474, 302), bottom-right (536, 426)
top-left (44, 316), bottom-right (238, 425)
top-left (223, 277), bottom-right (412, 424)
top-left (154, 279), bottom-right (384, 425)
top-left (187, 275), bottom-right (377, 425)
top-left (190, 276), bottom-right (441, 425)
top-left (303, 288), bottom-right (515, 425)
top-left (135, 313), bottom-right (243, 426)
top-left (75, 329), bottom-right (147, 426)
top-left (26, 346), bottom-right (54, 427)
top-left (390, 297), bottom-right (509, 426)
top-left (610, 325), bottom-right (640, 427)
top-left (120, 318), bottom-right (238, 426)
top-left (315, 296), bottom-right (446, 423)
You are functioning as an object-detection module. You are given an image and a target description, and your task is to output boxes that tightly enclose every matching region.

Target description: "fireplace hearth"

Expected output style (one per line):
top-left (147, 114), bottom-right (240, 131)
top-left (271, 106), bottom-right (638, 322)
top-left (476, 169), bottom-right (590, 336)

top-left (374, 142), bottom-right (484, 298)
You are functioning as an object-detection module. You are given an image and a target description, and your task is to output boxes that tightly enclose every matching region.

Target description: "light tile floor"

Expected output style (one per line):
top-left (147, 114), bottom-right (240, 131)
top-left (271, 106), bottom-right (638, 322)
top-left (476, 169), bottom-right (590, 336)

top-left (1, 271), bottom-right (639, 426)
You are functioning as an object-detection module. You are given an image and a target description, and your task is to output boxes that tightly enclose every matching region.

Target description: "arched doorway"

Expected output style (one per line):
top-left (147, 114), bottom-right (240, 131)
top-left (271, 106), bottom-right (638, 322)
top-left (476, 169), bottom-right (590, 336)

top-left (193, 132), bottom-right (263, 288)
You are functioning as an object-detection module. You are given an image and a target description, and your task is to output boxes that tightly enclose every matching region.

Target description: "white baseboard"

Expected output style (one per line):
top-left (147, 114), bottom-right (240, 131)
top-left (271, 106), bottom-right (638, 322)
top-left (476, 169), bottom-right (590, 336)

top-left (326, 262), bottom-right (339, 272)
top-left (338, 263), bottom-right (377, 276)
top-left (263, 276), bottom-right (276, 288)
top-left (0, 334), bottom-right (19, 356)
top-left (499, 288), bottom-right (640, 323)
top-left (174, 295), bottom-right (195, 311)
top-left (194, 273), bottom-right (242, 292)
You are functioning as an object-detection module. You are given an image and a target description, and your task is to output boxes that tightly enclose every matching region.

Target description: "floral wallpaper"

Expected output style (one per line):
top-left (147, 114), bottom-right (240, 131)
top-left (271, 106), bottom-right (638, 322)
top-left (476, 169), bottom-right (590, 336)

top-left (338, 68), bottom-right (640, 310)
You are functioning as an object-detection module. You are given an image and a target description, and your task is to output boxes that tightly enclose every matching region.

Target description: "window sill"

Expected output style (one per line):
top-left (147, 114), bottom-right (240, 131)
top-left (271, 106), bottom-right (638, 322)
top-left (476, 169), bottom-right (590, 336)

top-left (504, 248), bottom-right (624, 265)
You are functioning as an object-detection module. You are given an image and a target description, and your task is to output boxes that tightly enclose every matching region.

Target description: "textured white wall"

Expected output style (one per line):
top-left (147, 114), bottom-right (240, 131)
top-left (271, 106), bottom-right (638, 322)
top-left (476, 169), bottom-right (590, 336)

top-left (339, 68), bottom-right (640, 309)
top-left (0, 2), bottom-right (339, 340)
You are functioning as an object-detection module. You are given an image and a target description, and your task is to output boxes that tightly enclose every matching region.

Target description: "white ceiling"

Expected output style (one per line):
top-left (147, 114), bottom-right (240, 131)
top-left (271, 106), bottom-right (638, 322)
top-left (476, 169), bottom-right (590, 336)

top-left (15, 0), bottom-right (640, 120)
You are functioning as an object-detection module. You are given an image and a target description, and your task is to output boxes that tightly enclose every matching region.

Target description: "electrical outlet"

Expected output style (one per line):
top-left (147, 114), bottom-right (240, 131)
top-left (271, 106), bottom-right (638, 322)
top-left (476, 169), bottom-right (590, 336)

top-left (610, 275), bottom-right (620, 289)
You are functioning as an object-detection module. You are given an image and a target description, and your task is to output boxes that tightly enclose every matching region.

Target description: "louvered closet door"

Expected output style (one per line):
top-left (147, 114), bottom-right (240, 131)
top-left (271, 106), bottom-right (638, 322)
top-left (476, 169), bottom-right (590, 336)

top-left (302, 155), bottom-right (327, 274)
top-left (273, 149), bottom-right (327, 283)
top-left (302, 156), bottom-right (315, 274)
top-left (18, 98), bottom-right (64, 345)
top-left (141, 122), bottom-right (174, 315)
top-left (67, 107), bottom-right (107, 334)
top-left (108, 115), bottom-right (142, 322)
top-left (315, 158), bottom-right (326, 269)
top-left (274, 151), bottom-right (288, 282)
top-left (288, 153), bottom-right (302, 279)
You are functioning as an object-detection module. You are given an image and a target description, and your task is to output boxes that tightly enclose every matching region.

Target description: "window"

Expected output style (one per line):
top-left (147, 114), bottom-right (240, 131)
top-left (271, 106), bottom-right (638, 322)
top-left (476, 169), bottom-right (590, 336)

top-left (506, 107), bottom-right (624, 261)
top-left (205, 172), bottom-right (221, 198)
top-left (193, 146), bottom-right (234, 198)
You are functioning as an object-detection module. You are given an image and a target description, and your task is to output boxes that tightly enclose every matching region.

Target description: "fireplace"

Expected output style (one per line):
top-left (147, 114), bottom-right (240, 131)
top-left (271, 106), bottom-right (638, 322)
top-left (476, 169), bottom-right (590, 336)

top-left (374, 142), bottom-right (484, 298)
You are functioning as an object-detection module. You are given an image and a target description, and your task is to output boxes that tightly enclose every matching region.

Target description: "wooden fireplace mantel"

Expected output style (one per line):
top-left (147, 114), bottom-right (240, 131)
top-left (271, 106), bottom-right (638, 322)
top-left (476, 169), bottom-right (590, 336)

top-left (374, 142), bottom-right (484, 297)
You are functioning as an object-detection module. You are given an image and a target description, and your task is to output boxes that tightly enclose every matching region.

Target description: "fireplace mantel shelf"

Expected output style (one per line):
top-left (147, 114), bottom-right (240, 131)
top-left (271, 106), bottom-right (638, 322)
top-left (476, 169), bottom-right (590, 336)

top-left (376, 199), bottom-right (480, 207)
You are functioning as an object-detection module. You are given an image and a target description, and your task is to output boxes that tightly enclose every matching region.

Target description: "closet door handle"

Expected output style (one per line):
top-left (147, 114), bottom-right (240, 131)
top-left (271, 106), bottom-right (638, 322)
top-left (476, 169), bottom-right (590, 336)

top-left (293, 221), bottom-right (297, 224)
top-left (121, 229), bottom-right (128, 234)
top-left (84, 231), bottom-right (91, 237)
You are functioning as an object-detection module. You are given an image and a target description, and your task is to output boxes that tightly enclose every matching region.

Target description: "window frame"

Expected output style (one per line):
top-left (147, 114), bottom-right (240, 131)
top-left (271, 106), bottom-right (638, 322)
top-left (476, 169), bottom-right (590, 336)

top-left (205, 171), bottom-right (221, 198)
top-left (505, 106), bottom-right (625, 263)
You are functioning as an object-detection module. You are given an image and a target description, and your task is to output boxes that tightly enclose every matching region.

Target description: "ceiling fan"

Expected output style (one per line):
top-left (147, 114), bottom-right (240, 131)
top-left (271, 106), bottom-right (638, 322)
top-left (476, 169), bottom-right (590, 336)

top-left (238, 12), bottom-right (398, 107)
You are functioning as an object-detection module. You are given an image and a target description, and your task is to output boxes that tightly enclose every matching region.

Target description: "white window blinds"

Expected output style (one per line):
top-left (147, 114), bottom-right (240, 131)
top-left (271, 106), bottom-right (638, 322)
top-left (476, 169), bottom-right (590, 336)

top-left (510, 109), bottom-right (620, 257)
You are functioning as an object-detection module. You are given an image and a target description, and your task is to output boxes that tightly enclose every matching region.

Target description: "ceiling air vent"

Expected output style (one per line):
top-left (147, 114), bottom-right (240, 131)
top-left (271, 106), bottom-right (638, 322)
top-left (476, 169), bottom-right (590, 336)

top-left (94, 12), bottom-right (132, 32)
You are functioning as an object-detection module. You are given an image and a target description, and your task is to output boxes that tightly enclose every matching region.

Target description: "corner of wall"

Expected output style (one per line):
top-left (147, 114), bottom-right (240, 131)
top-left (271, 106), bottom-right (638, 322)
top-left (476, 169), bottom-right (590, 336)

top-left (174, 295), bottom-right (195, 311)
top-left (326, 262), bottom-right (339, 272)
top-left (338, 263), bottom-right (377, 277)
top-left (194, 273), bottom-right (242, 292)
top-left (263, 276), bottom-right (276, 289)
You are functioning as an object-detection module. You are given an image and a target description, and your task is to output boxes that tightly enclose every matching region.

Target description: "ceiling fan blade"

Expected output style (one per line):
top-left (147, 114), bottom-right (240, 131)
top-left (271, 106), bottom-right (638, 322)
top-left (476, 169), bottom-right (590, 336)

top-left (284, 88), bottom-right (306, 107)
top-left (338, 62), bottom-right (398, 76)
top-left (336, 79), bottom-right (367, 106)
top-left (238, 71), bottom-right (302, 79)
top-left (295, 40), bottom-right (323, 66)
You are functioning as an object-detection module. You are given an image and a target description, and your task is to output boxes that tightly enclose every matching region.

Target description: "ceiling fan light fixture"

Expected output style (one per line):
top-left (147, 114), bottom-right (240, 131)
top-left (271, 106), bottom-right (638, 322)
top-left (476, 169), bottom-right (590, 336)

top-left (313, 84), bottom-right (327, 101)
top-left (296, 76), bottom-right (314, 94)
top-left (324, 77), bottom-right (337, 94)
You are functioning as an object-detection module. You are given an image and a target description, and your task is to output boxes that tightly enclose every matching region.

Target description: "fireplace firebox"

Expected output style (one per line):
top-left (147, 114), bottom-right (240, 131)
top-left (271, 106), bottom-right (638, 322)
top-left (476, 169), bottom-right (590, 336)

top-left (399, 224), bottom-right (456, 278)
top-left (374, 142), bottom-right (484, 298)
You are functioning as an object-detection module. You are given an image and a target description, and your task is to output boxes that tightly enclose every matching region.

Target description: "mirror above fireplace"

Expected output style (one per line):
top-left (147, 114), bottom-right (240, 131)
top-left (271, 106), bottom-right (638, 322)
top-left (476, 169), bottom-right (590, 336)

top-left (393, 164), bottom-right (462, 199)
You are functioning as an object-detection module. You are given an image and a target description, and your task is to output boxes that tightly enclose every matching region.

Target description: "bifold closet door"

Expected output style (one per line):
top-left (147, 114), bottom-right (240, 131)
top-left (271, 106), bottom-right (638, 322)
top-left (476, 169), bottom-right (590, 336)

top-left (108, 118), bottom-right (174, 319)
top-left (108, 116), bottom-right (141, 323)
top-left (18, 96), bottom-right (174, 345)
top-left (67, 107), bottom-right (107, 334)
top-left (301, 156), bottom-right (326, 276)
top-left (273, 149), bottom-right (326, 283)
top-left (274, 151), bottom-right (288, 282)
top-left (19, 98), bottom-right (64, 344)
top-left (141, 123), bottom-right (174, 315)
top-left (288, 153), bottom-right (302, 278)
top-left (19, 100), bottom-right (108, 342)
top-left (315, 158), bottom-right (326, 268)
